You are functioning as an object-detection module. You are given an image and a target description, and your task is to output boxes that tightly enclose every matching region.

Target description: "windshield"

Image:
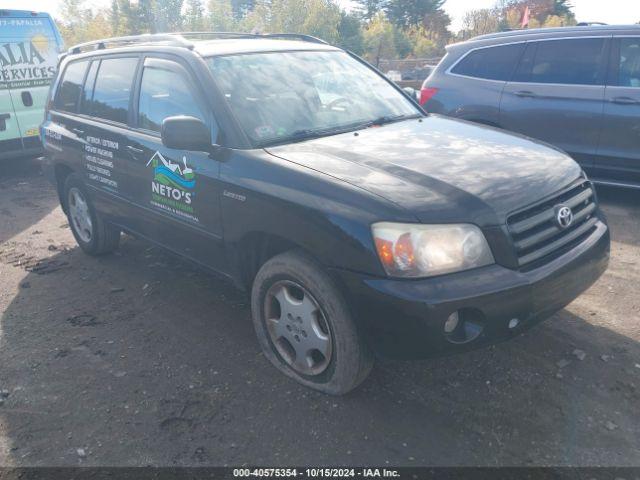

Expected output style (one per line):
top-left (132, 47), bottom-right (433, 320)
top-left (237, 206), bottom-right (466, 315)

top-left (206, 50), bottom-right (421, 147)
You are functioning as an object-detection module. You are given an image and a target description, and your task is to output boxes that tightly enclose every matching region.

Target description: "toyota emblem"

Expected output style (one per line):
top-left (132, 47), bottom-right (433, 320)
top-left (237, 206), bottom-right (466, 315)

top-left (555, 205), bottom-right (574, 229)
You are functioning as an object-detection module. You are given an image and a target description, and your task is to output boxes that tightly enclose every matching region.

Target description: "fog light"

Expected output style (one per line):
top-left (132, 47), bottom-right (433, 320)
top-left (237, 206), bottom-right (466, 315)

top-left (444, 311), bottom-right (460, 333)
top-left (508, 318), bottom-right (520, 329)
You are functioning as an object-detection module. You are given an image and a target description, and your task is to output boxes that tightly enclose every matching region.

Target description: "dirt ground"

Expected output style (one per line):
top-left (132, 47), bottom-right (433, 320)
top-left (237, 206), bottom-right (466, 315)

top-left (0, 158), bottom-right (638, 467)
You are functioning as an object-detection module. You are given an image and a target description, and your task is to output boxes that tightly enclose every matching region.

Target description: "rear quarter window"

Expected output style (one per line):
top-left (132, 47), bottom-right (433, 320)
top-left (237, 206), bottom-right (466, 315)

top-left (53, 61), bottom-right (89, 113)
top-left (451, 43), bottom-right (524, 81)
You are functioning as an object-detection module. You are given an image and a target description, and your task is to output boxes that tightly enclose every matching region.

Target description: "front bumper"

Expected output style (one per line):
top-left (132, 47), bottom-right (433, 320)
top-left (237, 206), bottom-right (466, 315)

top-left (331, 221), bottom-right (610, 359)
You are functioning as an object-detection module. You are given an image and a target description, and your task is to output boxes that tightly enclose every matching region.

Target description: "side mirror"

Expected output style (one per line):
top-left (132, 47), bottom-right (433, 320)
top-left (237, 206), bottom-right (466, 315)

top-left (161, 115), bottom-right (212, 152)
top-left (403, 87), bottom-right (418, 101)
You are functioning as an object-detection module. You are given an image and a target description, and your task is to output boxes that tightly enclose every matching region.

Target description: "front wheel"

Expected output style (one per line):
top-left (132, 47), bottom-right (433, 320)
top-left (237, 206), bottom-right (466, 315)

top-left (64, 173), bottom-right (120, 255)
top-left (251, 251), bottom-right (373, 395)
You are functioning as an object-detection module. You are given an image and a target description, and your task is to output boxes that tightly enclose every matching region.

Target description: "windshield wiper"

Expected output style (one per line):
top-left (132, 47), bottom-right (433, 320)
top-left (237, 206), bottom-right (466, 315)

top-left (362, 113), bottom-right (422, 128)
top-left (260, 114), bottom-right (422, 148)
top-left (261, 122), bottom-right (368, 147)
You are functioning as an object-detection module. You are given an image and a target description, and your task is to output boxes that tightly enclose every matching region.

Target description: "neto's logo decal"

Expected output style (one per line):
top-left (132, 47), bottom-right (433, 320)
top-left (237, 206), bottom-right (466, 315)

top-left (147, 151), bottom-right (198, 222)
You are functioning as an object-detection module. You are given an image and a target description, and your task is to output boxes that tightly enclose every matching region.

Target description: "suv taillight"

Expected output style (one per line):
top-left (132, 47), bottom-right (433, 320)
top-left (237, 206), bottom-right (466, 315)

top-left (419, 87), bottom-right (438, 106)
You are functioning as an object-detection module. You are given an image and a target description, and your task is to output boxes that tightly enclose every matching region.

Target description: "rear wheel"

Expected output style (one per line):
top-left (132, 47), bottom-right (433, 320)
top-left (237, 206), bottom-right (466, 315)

top-left (64, 174), bottom-right (120, 255)
top-left (251, 251), bottom-right (373, 395)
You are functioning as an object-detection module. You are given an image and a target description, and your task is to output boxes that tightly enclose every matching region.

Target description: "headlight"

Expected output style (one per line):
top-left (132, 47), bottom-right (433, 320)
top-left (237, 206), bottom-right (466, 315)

top-left (371, 222), bottom-right (494, 278)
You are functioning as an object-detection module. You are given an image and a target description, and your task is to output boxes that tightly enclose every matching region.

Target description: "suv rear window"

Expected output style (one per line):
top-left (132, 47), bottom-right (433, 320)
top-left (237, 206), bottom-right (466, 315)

top-left (89, 57), bottom-right (138, 124)
top-left (53, 61), bottom-right (89, 112)
top-left (514, 38), bottom-right (607, 86)
top-left (451, 43), bottom-right (524, 81)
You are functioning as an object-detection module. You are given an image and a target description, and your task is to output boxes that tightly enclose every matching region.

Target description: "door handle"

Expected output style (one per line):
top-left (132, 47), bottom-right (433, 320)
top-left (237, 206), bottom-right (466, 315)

top-left (126, 145), bottom-right (144, 154)
top-left (21, 91), bottom-right (33, 107)
top-left (71, 127), bottom-right (84, 136)
top-left (611, 96), bottom-right (639, 105)
top-left (514, 90), bottom-right (537, 98)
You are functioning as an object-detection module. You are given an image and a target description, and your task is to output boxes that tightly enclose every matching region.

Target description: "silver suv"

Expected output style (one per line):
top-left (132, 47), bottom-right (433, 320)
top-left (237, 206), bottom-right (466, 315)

top-left (421, 25), bottom-right (640, 189)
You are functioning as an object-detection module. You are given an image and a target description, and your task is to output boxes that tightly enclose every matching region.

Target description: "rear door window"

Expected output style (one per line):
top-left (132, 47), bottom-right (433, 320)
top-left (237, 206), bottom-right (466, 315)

top-left (78, 60), bottom-right (100, 115)
top-left (616, 38), bottom-right (640, 87)
top-left (515, 38), bottom-right (607, 85)
top-left (89, 57), bottom-right (139, 124)
top-left (451, 43), bottom-right (524, 81)
top-left (53, 61), bottom-right (89, 112)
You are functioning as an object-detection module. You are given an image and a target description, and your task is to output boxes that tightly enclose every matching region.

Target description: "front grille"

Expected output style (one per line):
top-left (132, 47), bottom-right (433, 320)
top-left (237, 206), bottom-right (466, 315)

top-left (507, 181), bottom-right (598, 268)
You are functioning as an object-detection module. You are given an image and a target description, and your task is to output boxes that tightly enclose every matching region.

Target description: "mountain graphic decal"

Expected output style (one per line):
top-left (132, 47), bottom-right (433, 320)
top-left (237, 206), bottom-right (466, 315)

top-left (146, 151), bottom-right (195, 190)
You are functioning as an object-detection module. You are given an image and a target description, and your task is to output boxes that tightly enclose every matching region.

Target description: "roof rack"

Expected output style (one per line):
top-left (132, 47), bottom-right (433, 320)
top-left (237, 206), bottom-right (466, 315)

top-left (472, 24), bottom-right (640, 42)
top-left (174, 31), bottom-right (327, 44)
top-left (68, 34), bottom-right (194, 54)
top-left (67, 31), bottom-right (328, 55)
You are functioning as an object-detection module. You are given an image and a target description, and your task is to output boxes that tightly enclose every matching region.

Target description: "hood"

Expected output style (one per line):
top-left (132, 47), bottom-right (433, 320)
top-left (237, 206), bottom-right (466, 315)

top-left (266, 115), bottom-right (582, 226)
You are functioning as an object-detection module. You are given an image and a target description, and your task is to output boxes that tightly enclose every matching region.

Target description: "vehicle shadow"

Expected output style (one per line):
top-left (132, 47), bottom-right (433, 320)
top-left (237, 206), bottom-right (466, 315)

top-left (1, 236), bottom-right (638, 467)
top-left (0, 157), bottom-right (60, 244)
top-left (595, 184), bottom-right (640, 248)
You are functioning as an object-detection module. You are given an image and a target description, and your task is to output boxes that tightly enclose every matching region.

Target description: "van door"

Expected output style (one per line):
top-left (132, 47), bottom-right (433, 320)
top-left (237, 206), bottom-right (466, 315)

top-left (1, 14), bottom-right (61, 154)
top-left (596, 37), bottom-right (640, 184)
top-left (500, 38), bottom-right (609, 169)
top-left (124, 56), bottom-right (226, 273)
top-left (0, 84), bottom-right (21, 154)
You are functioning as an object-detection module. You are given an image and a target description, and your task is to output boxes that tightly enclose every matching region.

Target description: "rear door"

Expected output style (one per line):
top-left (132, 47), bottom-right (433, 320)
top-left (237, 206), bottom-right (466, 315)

top-left (1, 14), bottom-right (61, 152)
top-left (77, 55), bottom-right (140, 221)
top-left (46, 58), bottom-right (91, 173)
top-left (124, 55), bottom-right (226, 272)
top-left (595, 36), bottom-right (640, 184)
top-left (500, 37), bottom-right (609, 169)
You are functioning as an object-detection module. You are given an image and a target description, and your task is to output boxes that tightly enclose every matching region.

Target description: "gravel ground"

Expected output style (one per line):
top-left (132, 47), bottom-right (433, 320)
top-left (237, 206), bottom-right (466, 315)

top-left (0, 158), bottom-right (638, 467)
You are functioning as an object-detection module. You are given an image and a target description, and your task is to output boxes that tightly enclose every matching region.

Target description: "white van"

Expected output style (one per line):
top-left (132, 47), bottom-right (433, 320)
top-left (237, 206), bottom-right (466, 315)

top-left (1, 9), bottom-right (63, 159)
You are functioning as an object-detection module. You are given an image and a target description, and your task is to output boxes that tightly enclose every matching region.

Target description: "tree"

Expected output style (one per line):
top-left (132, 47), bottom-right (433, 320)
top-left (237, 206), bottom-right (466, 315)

top-left (208, 0), bottom-right (237, 30)
top-left (353, 0), bottom-right (386, 22)
top-left (552, 0), bottom-right (573, 17)
top-left (363, 12), bottom-right (397, 66)
top-left (57, 0), bottom-right (111, 45)
top-left (337, 12), bottom-right (364, 54)
top-left (386, 0), bottom-right (445, 29)
top-left (153, 0), bottom-right (184, 32)
top-left (460, 8), bottom-right (500, 39)
top-left (243, 0), bottom-right (340, 43)
top-left (231, 0), bottom-right (256, 20)
top-left (302, 0), bottom-right (341, 43)
top-left (393, 27), bottom-right (412, 58)
top-left (411, 32), bottom-right (437, 57)
top-left (109, 0), bottom-right (120, 35)
top-left (184, 0), bottom-right (206, 31)
top-left (495, 0), bottom-right (576, 29)
top-left (421, 8), bottom-right (450, 44)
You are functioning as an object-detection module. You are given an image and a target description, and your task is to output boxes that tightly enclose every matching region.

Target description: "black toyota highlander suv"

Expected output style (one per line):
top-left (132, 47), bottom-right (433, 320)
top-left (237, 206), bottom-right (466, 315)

top-left (41, 32), bottom-right (610, 394)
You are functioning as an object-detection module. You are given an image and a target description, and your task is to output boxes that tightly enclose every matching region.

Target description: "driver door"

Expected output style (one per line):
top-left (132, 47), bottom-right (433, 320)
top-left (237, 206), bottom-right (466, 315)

top-left (124, 56), bottom-right (226, 272)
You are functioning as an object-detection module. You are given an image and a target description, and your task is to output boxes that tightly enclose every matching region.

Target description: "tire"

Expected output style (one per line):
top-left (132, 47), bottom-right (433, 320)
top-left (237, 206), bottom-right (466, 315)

top-left (63, 173), bottom-right (120, 255)
top-left (251, 250), bottom-right (373, 395)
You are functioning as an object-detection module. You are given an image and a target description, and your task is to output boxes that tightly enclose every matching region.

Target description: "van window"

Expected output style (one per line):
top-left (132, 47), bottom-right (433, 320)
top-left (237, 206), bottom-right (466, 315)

top-left (137, 65), bottom-right (206, 133)
top-left (518, 38), bottom-right (607, 86)
top-left (617, 38), bottom-right (640, 87)
top-left (90, 57), bottom-right (138, 124)
top-left (53, 61), bottom-right (89, 113)
top-left (451, 43), bottom-right (524, 81)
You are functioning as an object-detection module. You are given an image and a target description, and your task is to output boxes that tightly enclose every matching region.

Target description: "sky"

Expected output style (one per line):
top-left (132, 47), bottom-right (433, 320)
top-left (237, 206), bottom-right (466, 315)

top-left (2, 0), bottom-right (640, 33)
